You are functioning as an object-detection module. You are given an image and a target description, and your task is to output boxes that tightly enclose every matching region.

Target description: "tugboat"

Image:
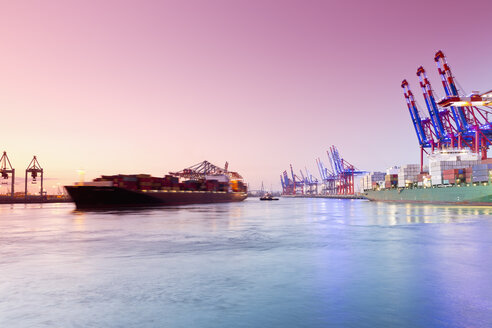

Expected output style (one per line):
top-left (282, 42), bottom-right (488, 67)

top-left (260, 193), bottom-right (279, 201)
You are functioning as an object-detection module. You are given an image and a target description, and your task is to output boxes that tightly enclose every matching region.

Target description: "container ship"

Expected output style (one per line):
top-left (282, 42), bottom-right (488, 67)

top-left (361, 50), bottom-right (492, 206)
top-left (364, 184), bottom-right (492, 205)
top-left (362, 151), bottom-right (492, 205)
top-left (65, 161), bottom-right (247, 209)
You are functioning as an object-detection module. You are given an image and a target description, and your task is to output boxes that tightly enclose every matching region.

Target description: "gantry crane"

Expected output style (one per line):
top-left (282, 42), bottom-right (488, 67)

top-left (169, 160), bottom-right (243, 181)
top-left (434, 50), bottom-right (492, 159)
top-left (25, 156), bottom-right (44, 200)
top-left (281, 146), bottom-right (364, 196)
top-left (416, 66), bottom-right (458, 146)
top-left (280, 170), bottom-right (295, 195)
top-left (402, 80), bottom-right (440, 172)
top-left (316, 157), bottom-right (336, 194)
top-left (327, 146), bottom-right (364, 195)
top-left (0, 151), bottom-right (15, 198)
top-left (280, 165), bottom-right (305, 195)
top-left (404, 51), bottom-right (492, 160)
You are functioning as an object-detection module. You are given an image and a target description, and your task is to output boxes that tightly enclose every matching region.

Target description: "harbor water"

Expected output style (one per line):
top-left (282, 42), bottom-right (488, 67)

top-left (1, 198), bottom-right (492, 327)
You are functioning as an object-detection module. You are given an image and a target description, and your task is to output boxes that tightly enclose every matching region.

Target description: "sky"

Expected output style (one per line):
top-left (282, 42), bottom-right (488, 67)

top-left (1, 0), bottom-right (491, 192)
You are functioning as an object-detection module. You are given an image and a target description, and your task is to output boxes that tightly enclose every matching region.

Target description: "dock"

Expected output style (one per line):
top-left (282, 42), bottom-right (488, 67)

top-left (281, 194), bottom-right (366, 200)
top-left (0, 196), bottom-right (72, 204)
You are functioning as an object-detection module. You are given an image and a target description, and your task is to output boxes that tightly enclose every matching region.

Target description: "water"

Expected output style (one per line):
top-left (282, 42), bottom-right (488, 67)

top-left (1, 198), bottom-right (492, 328)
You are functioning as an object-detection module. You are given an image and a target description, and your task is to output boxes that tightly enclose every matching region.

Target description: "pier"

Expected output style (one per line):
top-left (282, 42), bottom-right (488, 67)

top-left (281, 194), bottom-right (366, 200)
top-left (0, 195), bottom-right (72, 204)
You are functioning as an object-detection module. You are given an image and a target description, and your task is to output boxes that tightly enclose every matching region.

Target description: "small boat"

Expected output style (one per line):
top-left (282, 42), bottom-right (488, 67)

top-left (260, 193), bottom-right (279, 201)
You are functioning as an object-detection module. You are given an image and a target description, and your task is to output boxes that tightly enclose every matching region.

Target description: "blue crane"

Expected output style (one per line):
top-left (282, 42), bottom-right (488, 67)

top-left (402, 79), bottom-right (439, 172)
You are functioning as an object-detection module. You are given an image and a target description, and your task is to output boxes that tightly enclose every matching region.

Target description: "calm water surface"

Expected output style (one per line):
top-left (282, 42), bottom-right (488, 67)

top-left (1, 198), bottom-right (492, 327)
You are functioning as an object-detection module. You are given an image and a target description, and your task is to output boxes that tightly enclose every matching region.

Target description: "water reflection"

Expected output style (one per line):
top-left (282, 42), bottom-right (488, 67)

top-left (357, 201), bottom-right (492, 226)
top-left (1, 199), bottom-right (492, 328)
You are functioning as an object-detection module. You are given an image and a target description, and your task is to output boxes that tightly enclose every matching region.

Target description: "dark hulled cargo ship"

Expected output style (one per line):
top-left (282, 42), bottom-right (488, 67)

top-left (65, 186), bottom-right (248, 209)
top-left (65, 161), bottom-right (247, 209)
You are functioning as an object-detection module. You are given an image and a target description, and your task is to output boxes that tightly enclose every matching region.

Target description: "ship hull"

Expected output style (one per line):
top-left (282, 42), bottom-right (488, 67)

top-left (364, 184), bottom-right (492, 205)
top-left (65, 186), bottom-right (248, 209)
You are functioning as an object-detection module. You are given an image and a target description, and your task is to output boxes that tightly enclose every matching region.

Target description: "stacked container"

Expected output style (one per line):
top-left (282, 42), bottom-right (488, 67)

top-left (428, 149), bottom-right (480, 186)
top-left (383, 166), bottom-right (399, 189)
top-left (205, 179), bottom-right (219, 191)
top-left (384, 174), bottom-right (398, 189)
top-left (163, 175), bottom-right (180, 190)
top-left (91, 173), bottom-right (237, 192)
top-left (98, 175), bottom-right (139, 190)
top-left (137, 175), bottom-right (153, 190)
top-left (230, 180), bottom-right (246, 192)
top-left (464, 167), bottom-right (473, 183)
top-left (472, 164), bottom-right (492, 182)
top-left (218, 182), bottom-right (229, 192)
top-left (416, 172), bottom-right (430, 187)
top-left (181, 180), bottom-right (201, 191)
top-left (121, 175), bottom-right (138, 190)
top-left (360, 172), bottom-right (386, 190)
top-left (441, 169), bottom-right (465, 184)
top-left (92, 173), bottom-right (243, 192)
top-left (430, 160), bottom-right (480, 185)
top-left (398, 164), bottom-right (420, 187)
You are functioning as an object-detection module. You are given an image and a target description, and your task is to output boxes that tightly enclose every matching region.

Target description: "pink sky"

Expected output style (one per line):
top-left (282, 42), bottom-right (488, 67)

top-left (1, 0), bottom-right (491, 192)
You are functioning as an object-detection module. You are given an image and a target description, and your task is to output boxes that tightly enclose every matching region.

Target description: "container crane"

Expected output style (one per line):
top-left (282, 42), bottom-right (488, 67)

top-left (402, 80), bottom-right (439, 171)
top-left (403, 51), bottom-right (491, 160)
top-left (281, 147), bottom-right (365, 196)
top-left (280, 171), bottom-right (294, 195)
top-left (0, 151), bottom-right (15, 198)
top-left (416, 66), bottom-right (458, 147)
top-left (402, 80), bottom-right (436, 147)
top-left (280, 165), bottom-right (304, 195)
top-left (299, 170), bottom-right (308, 194)
top-left (170, 160), bottom-right (243, 181)
top-left (327, 146), bottom-right (364, 195)
top-left (434, 50), bottom-right (492, 159)
top-left (302, 167), bottom-right (318, 194)
top-left (317, 157), bottom-right (337, 195)
top-left (290, 164), bottom-right (304, 194)
top-left (25, 156), bottom-right (43, 200)
top-left (434, 50), bottom-right (470, 133)
top-left (316, 158), bottom-right (336, 195)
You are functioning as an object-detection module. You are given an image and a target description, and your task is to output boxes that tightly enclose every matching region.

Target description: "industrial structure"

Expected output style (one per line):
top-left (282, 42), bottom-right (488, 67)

top-left (362, 50), bottom-right (492, 205)
top-left (280, 164), bottom-right (305, 195)
top-left (301, 167), bottom-right (318, 194)
top-left (0, 151), bottom-right (15, 198)
top-left (25, 156), bottom-right (44, 200)
top-left (169, 160), bottom-right (243, 181)
top-left (402, 50), bottom-right (492, 172)
top-left (0, 153), bottom-right (66, 203)
top-left (281, 146), bottom-right (363, 196)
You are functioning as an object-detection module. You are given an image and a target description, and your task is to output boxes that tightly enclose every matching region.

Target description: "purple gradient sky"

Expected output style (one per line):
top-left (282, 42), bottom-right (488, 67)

top-left (1, 0), bottom-right (491, 191)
